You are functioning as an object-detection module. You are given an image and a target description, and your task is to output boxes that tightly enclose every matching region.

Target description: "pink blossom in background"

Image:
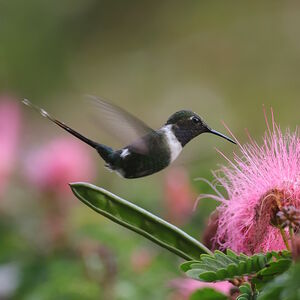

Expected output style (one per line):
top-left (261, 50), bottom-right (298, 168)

top-left (204, 110), bottom-right (300, 254)
top-left (25, 137), bottom-right (96, 195)
top-left (164, 167), bottom-right (196, 225)
top-left (0, 97), bottom-right (21, 197)
top-left (170, 278), bottom-right (232, 299)
top-left (130, 248), bottom-right (154, 273)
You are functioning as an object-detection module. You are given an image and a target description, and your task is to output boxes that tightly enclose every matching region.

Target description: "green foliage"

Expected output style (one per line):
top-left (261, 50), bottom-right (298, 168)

top-left (181, 249), bottom-right (296, 300)
top-left (181, 250), bottom-right (292, 283)
top-left (15, 257), bottom-right (101, 300)
top-left (237, 283), bottom-right (257, 300)
top-left (252, 257), bottom-right (292, 290)
top-left (0, 217), bottom-right (28, 263)
top-left (181, 250), bottom-right (273, 282)
top-left (257, 261), bottom-right (300, 300)
top-left (70, 182), bottom-right (211, 260)
top-left (189, 288), bottom-right (228, 300)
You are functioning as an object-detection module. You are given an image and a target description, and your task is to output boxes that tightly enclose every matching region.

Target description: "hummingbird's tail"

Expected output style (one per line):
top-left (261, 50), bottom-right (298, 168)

top-left (22, 99), bottom-right (114, 163)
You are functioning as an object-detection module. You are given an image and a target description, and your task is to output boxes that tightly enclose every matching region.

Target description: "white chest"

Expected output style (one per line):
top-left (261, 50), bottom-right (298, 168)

top-left (160, 125), bottom-right (182, 162)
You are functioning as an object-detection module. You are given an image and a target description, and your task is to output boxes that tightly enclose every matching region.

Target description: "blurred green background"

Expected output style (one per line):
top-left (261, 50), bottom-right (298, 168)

top-left (0, 1), bottom-right (300, 299)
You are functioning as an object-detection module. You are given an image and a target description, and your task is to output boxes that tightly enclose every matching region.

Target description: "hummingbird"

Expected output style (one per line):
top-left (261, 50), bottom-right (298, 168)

top-left (22, 96), bottom-right (235, 179)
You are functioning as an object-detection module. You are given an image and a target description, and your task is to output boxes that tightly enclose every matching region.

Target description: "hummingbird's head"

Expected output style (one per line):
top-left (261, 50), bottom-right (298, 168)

top-left (166, 110), bottom-right (236, 146)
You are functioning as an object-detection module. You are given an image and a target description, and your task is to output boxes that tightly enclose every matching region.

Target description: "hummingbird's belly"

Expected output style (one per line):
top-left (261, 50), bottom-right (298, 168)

top-left (116, 150), bottom-right (171, 179)
top-left (108, 132), bottom-right (174, 178)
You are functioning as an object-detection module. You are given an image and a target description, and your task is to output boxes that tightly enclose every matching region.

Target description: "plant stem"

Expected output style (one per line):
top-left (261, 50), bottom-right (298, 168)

top-left (289, 226), bottom-right (294, 242)
top-left (280, 227), bottom-right (290, 251)
top-left (229, 278), bottom-right (245, 287)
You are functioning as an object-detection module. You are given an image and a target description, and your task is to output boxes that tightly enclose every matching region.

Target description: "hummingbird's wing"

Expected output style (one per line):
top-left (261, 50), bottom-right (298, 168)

top-left (86, 95), bottom-right (155, 153)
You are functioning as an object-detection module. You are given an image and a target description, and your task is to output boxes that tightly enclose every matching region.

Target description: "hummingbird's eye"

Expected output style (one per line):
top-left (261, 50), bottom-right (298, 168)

top-left (191, 116), bottom-right (201, 124)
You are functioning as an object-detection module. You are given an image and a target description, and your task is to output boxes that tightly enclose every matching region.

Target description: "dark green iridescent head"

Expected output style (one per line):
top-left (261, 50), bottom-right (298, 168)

top-left (166, 110), bottom-right (236, 146)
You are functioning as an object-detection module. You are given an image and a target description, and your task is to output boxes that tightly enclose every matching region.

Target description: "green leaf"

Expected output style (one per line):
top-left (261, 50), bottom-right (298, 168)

top-left (252, 258), bottom-right (292, 290)
top-left (237, 297), bottom-right (249, 300)
top-left (189, 288), bottom-right (228, 300)
top-left (70, 182), bottom-right (211, 260)
top-left (237, 283), bottom-right (257, 300)
top-left (239, 283), bottom-right (252, 294)
top-left (270, 250), bottom-right (291, 260)
top-left (181, 250), bottom-right (277, 282)
top-left (257, 261), bottom-right (300, 300)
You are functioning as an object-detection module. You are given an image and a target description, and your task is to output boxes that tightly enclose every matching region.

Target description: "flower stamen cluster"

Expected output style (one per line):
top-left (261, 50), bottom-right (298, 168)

top-left (276, 205), bottom-right (300, 230)
top-left (207, 109), bottom-right (300, 254)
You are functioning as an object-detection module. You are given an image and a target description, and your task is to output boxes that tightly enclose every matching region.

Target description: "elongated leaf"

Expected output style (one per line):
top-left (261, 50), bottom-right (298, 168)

top-left (70, 182), bottom-right (211, 260)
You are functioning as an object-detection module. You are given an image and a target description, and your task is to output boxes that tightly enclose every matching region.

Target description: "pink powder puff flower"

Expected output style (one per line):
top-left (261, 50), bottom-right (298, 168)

top-left (164, 167), bottom-right (196, 225)
top-left (25, 137), bottom-right (96, 195)
top-left (202, 109), bottom-right (300, 254)
top-left (0, 97), bottom-right (21, 197)
top-left (169, 278), bottom-right (233, 299)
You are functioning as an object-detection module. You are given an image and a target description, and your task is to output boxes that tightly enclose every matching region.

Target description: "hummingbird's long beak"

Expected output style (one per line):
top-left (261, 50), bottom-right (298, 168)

top-left (207, 128), bottom-right (236, 144)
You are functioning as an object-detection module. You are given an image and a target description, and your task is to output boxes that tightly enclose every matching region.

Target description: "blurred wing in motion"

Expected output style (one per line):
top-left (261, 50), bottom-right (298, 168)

top-left (86, 95), bottom-right (155, 153)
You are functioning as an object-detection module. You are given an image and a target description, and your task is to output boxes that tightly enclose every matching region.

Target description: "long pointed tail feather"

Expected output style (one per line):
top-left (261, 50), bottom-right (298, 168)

top-left (22, 99), bottom-right (100, 150)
